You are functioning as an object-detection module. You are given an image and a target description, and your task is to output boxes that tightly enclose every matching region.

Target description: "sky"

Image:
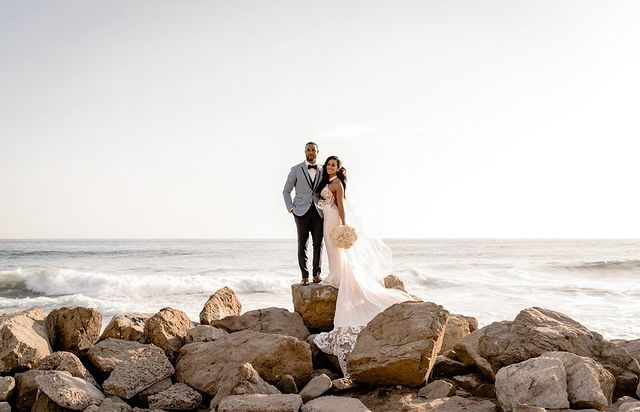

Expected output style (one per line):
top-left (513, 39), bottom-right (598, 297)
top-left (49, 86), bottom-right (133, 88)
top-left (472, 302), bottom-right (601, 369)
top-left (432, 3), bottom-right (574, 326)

top-left (1, 1), bottom-right (639, 239)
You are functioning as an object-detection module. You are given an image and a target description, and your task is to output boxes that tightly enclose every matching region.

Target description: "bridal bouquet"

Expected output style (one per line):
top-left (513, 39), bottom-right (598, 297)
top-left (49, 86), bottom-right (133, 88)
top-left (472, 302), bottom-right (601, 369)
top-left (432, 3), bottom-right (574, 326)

top-left (331, 224), bottom-right (358, 249)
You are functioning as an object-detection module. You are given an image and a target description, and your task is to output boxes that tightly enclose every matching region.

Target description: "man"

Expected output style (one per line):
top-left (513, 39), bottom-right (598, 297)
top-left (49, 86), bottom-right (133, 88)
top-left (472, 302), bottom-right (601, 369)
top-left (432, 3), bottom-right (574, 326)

top-left (283, 141), bottom-right (324, 285)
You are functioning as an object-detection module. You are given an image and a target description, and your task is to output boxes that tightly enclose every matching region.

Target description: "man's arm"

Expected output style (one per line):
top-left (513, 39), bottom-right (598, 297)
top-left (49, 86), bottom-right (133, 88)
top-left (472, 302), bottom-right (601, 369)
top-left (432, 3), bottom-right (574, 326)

top-left (282, 168), bottom-right (296, 212)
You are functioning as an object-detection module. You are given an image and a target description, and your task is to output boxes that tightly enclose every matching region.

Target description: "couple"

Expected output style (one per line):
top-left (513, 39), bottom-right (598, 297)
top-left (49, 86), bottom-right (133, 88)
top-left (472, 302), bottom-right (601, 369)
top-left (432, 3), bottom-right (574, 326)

top-left (282, 141), bottom-right (414, 375)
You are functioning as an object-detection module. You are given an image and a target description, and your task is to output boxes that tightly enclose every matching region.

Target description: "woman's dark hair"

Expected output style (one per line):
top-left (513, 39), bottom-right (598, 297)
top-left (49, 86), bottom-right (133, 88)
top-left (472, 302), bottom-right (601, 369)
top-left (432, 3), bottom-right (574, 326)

top-left (316, 155), bottom-right (347, 198)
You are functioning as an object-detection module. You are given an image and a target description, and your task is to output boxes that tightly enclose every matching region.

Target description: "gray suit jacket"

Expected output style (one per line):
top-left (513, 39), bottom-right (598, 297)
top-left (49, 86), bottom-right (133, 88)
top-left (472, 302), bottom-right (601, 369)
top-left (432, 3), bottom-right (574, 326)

top-left (283, 161), bottom-right (324, 217)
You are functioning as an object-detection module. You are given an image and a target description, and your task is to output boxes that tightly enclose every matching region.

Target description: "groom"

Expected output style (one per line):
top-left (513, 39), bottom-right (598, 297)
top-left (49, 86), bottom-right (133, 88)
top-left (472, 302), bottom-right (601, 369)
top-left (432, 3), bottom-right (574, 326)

top-left (283, 141), bottom-right (324, 285)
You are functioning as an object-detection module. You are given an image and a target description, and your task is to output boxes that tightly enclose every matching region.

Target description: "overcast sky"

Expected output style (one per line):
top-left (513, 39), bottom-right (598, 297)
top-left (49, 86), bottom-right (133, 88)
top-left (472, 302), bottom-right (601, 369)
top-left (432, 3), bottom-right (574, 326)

top-left (1, 1), bottom-right (639, 239)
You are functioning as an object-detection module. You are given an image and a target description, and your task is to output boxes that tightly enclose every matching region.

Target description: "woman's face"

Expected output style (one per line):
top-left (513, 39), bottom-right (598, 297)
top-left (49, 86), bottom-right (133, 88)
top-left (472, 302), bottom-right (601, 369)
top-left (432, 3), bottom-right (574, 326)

top-left (326, 159), bottom-right (339, 175)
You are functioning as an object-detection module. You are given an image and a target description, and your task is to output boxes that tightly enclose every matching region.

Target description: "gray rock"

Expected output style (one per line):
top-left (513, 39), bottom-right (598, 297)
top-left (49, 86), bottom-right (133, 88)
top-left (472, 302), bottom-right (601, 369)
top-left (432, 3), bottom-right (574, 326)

top-left (212, 307), bottom-right (309, 341)
top-left (0, 377), bottom-right (15, 402)
top-left (418, 380), bottom-right (456, 399)
top-left (35, 371), bottom-right (104, 410)
top-left (0, 402), bottom-right (10, 412)
top-left (217, 394), bottom-right (302, 412)
top-left (301, 396), bottom-right (370, 412)
top-left (94, 397), bottom-right (132, 412)
top-left (45, 307), bottom-right (102, 356)
top-left (32, 392), bottom-right (69, 412)
top-left (184, 325), bottom-right (227, 344)
top-left (37, 352), bottom-right (97, 386)
top-left (147, 383), bottom-right (202, 410)
top-left (0, 308), bottom-right (52, 372)
top-left (87, 339), bottom-right (148, 374)
top-left (133, 378), bottom-right (172, 402)
top-left (102, 345), bottom-right (174, 399)
top-left (99, 313), bottom-right (153, 343)
top-left (513, 404), bottom-right (547, 412)
top-left (410, 396), bottom-right (498, 411)
top-left (299, 374), bottom-right (331, 403)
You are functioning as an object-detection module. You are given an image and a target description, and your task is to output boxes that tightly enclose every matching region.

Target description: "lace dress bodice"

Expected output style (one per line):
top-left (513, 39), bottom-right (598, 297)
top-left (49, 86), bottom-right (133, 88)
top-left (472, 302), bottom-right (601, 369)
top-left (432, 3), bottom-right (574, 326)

top-left (319, 185), bottom-right (335, 208)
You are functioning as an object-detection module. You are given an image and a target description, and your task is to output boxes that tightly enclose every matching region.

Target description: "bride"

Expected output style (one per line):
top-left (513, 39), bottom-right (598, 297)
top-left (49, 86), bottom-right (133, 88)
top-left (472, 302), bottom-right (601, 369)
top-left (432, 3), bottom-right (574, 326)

top-left (312, 155), bottom-right (414, 375)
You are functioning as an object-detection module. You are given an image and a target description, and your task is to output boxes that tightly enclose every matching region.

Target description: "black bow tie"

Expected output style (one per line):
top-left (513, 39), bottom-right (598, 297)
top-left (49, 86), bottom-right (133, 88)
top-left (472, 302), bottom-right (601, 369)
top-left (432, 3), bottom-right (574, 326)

top-left (307, 164), bottom-right (318, 170)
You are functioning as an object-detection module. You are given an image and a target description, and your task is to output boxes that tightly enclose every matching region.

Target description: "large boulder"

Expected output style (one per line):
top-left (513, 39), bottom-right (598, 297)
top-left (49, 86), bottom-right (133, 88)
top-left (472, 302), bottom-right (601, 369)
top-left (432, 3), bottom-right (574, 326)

top-left (495, 356), bottom-right (570, 411)
top-left (209, 363), bottom-right (280, 410)
top-left (440, 314), bottom-right (475, 354)
top-left (199, 286), bottom-right (241, 325)
top-left (45, 307), bottom-right (102, 356)
top-left (143, 308), bottom-right (193, 361)
top-left (37, 352), bottom-right (97, 386)
top-left (102, 344), bottom-right (175, 399)
top-left (453, 307), bottom-right (640, 395)
top-left (0, 377), bottom-right (15, 402)
top-left (184, 325), bottom-right (227, 344)
top-left (217, 394), bottom-right (303, 412)
top-left (35, 371), bottom-right (104, 410)
top-left (14, 370), bottom-right (46, 412)
top-left (87, 339), bottom-right (149, 374)
top-left (404, 396), bottom-right (498, 412)
top-left (347, 301), bottom-right (450, 386)
top-left (212, 307), bottom-right (309, 341)
top-left (291, 283), bottom-right (337, 332)
top-left (99, 313), bottom-right (153, 343)
top-left (301, 396), bottom-right (370, 412)
top-left (175, 330), bottom-right (312, 394)
top-left (0, 308), bottom-right (52, 372)
top-left (147, 383), bottom-right (202, 410)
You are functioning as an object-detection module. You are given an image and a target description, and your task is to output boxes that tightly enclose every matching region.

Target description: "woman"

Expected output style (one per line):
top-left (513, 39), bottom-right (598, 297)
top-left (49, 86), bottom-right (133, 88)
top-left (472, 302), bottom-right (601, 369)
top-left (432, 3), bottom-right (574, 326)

top-left (313, 155), bottom-right (414, 375)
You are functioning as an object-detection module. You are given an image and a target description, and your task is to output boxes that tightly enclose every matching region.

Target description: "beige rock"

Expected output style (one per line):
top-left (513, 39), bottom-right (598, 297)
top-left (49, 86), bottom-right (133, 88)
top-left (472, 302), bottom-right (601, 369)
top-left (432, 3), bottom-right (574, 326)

top-left (93, 397), bottom-right (132, 412)
top-left (143, 308), bottom-right (193, 361)
top-left (383, 274), bottom-right (406, 291)
top-left (291, 283), bottom-right (337, 332)
top-left (212, 307), bottom-right (309, 341)
top-left (542, 351), bottom-right (614, 409)
top-left (175, 330), bottom-right (312, 393)
top-left (134, 378), bottom-right (173, 399)
top-left (87, 339), bottom-right (148, 374)
top-left (14, 370), bottom-right (47, 412)
top-left (35, 371), bottom-right (104, 410)
top-left (347, 301), bottom-right (449, 386)
top-left (453, 307), bottom-right (640, 395)
top-left (440, 314), bottom-right (474, 354)
top-left (432, 355), bottom-right (470, 379)
top-left (184, 325), bottom-right (227, 344)
top-left (299, 374), bottom-right (331, 403)
top-left (0, 377), bottom-right (15, 402)
top-left (0, 402), bottom-right (9, 412)
top-left (99, 313), bottom-right (153, 343)
top-left (301, 396), bottom-right (370, 412)
top-left (404, 396), bottom-right (498, 412)
top-left (217, 394), bottom-right (302, 412)
top-left (513, 404), bottom-right (547, 412)
top-left (45, 307), bottom-right (102, 356)
top-left (418, 380), bottom-right (456, 399)
top-left (37, 352), bottom-right (97, 386)
top-left (32, 392), bottom-right (68, 412)
top-left (0, 308), bottom-right (52, 372)
top-left (495, 356), bottom-right (570, 411)
top-left (102, 345), bottom-right (174, 399)
top-left (147, 383), bottom-right (202, 410)
top-left (209, 362), bottom-right (280, 410)
top-left (199, 286), bottom-right (241, 325)
top-left (620, 399), bottom-right (640, 412)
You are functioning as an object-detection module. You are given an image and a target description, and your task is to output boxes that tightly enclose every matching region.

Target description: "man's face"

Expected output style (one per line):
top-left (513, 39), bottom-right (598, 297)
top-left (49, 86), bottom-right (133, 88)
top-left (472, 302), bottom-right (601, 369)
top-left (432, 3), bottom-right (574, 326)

top-left (305, 144), bottom-right (318, 163)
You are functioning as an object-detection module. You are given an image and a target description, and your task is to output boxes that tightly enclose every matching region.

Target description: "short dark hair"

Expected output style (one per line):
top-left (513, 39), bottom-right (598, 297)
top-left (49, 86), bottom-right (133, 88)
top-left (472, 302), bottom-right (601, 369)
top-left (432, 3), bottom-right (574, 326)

top-left (305, 141), bottom-right (318, 150)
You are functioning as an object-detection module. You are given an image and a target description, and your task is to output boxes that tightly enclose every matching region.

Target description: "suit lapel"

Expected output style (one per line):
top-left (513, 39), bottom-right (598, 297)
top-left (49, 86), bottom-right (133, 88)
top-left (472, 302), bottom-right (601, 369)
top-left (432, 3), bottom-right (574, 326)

top-left (312, 166), bottom-right (323, 191)
top-left (300, 163), bottom-right (313, 189)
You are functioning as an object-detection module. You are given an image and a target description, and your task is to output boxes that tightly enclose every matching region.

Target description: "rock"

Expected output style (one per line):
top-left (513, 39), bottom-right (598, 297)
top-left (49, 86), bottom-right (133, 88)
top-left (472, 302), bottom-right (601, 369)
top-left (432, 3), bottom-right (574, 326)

top-left (513, 405), bottom-right (547, 412)
top-left (383, 274), bottom-right (406, 291)
top-left (432, 355), bottom-right (471, 378)
top-left (0, 377), bottom-right (15, 402)
top-left (45, 307), bottom-right (102, 356)
top-left (275, 375), bottom-right (297, 394)
top-left (207, 362), bottom-right (280, 409)
top-left (306, 334), bottom-right (340, 372)
top-left (147, 383), bottom-right (202, 410)
top-left (301, 396), bottom-right (370, 412)
top-left (405, 396), bottom-right (498, 411)
top-left (619, 398), bottom-right (640, 412)
top-left (37, 352), bottom-right (97, 386)
top-left (299, 374), bottom-right (331, 403)
top-left (217, 394), bottom-right (302, 412)
top-left (440, 314), bottom-right (474, 354)
top-left (0, 402), bottom-right (9, 412)
top-left (99, 313), bottom-right (153, 343)
top-left (542, 351), bottom-right (614, 409)
top-left (212, 307), bottom-right (310, 341)
top-left (0, 308), bottom-right (52, 372)
top-left (347, 301), bottom-right (449, 386)
top-left (453, 307), bottom-right (640, 395)
top-left (102, 344), bottom-right (174, 399)
top-left (175, 330), bottom-right (312, 394)
top-left (291, 283), bottom-right (337, 332)
top-left (199, 287), bottom-right (241, 325)
top-left (614, 338), bottom-right (640, 362)
top-left (14, 370), bottom-right (46, 412)
top-left (132, 378), bottom-right (172, 402)
top-left (87, 339), bottom-right (149, 374)
top-left (495, 356), bottom-right (570, 411)
top-left (143, 308), bottom-right (193, 361)
top-left (35, 371), bottom-right (104, 410)
top-left (93, 397), bottom-right (132, 412)
top-left (32, 392), bottom-right (69, 412)
top-left (451, 373), bottom-right (486, 392)
top-left (184, 325), bottom-right (227, 344)
top-left (418, 380), bottom-right (456, 398)
top-left (330, 377), bottom-right (354, 391)
top-left (474, 383), bottom-right (497, 399)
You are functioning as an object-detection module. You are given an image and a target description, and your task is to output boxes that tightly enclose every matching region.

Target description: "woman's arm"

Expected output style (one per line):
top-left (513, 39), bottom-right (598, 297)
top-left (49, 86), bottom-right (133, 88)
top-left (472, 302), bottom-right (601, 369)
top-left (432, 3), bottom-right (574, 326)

top-left (334, 182), bottom-right (346, 225)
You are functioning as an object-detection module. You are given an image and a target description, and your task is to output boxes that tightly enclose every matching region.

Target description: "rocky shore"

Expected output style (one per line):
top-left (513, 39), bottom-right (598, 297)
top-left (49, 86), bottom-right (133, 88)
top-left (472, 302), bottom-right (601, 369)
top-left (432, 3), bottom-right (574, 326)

top-left (1, 276), bottom-right (639, 412)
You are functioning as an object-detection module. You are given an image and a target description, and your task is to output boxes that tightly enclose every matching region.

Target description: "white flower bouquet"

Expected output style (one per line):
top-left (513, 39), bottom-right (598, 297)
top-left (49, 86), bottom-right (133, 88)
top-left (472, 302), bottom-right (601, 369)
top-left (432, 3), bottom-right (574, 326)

top-left (330, 224), bottom-right (358, 249)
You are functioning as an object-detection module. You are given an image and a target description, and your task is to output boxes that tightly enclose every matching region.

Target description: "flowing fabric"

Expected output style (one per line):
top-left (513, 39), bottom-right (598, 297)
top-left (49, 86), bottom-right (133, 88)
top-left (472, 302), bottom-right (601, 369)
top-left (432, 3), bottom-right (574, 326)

top-left (314, 185), bottom-right (413, 375)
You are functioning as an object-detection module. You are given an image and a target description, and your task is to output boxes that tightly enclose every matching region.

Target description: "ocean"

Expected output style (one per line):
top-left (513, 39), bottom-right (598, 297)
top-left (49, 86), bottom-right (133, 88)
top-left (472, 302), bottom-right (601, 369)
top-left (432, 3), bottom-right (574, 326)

top-left (0, 239), bottom-right (638, 340)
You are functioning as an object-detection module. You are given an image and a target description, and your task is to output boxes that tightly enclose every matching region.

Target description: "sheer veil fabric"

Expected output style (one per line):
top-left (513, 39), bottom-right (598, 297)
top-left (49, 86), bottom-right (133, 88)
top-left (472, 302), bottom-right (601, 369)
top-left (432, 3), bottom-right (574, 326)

top-left (314, 184), bottom-right (414, 375)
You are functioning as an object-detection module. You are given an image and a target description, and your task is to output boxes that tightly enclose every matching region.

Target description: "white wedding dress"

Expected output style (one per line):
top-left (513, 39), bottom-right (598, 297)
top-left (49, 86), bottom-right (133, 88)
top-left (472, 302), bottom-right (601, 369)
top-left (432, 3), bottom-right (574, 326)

top-left (313, 183), bottom-right (414, 375)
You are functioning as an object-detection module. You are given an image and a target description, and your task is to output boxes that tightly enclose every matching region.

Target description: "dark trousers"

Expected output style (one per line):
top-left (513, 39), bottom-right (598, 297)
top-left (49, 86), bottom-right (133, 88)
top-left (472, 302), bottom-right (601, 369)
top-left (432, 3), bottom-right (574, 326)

top-left (294, 205), bottom-right (323, 279)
